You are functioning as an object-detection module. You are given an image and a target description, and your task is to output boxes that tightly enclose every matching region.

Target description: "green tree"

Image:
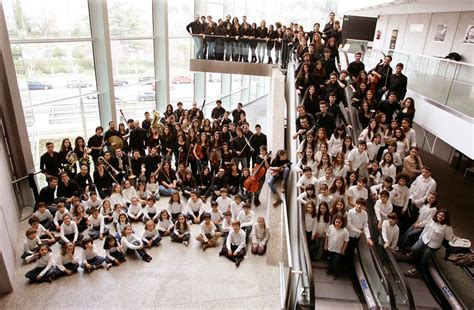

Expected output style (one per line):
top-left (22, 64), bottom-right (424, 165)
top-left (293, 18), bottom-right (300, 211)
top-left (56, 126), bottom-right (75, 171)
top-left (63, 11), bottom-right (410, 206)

top-left (52, 47), bottom-right (66, 59)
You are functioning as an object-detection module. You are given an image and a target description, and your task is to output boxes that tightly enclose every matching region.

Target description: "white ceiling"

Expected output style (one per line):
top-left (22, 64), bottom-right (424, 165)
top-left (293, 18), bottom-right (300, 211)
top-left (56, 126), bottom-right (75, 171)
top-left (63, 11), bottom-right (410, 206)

top-left (343, 0), bottom-right (474, 17)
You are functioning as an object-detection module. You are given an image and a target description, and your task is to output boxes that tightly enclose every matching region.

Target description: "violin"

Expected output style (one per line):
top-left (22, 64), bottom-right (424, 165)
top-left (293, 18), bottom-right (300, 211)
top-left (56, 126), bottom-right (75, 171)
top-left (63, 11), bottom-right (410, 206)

top-left (243, 151), bottom-right (272, 193)
top-left (210, 149), bottom-right (220, 169)
top-left (195, 143), bottom-right (204, 160)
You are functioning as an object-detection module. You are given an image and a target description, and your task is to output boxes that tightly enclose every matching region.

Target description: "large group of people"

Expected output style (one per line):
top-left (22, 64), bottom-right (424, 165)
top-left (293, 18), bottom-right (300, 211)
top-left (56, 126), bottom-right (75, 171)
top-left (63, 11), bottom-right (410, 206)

top-left (24, 12), bottom-right (455, 287)
top-left (28, 97), bottom-right (283, 282)
top-left (187, 12), bottom-right (342, 69)
top-left (289, 12), bottom-right (454, 281)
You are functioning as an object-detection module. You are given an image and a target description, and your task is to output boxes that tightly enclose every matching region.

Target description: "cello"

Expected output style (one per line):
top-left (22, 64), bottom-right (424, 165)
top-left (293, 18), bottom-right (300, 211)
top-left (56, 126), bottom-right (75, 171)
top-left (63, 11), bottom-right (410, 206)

top-left (243, 151), bottom-right (272, 193)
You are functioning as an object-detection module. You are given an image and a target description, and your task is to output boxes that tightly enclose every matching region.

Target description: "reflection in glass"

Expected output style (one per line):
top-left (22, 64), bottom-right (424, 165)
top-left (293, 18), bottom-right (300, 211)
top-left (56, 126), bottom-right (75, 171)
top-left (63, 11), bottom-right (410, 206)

top-left (108, 0), bottom-right (153, 38)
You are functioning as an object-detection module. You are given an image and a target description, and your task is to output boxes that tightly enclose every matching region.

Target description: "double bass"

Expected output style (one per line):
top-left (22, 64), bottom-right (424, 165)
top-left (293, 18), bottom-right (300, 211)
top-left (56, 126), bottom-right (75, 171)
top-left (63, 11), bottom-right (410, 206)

top-left (243, 151), bottom-right (272, 193)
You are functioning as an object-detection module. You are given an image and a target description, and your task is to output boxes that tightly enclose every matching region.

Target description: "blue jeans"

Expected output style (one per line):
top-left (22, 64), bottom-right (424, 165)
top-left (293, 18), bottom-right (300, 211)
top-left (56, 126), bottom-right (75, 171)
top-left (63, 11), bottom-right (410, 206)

top-left (241, 42), bottom-right (249, 60)
top-left (232, 41), bottom-right (241, 60)
top-left (159, 185), bottom-right (177, 196)
top-left (411, 239), bottom-right (436, 274)
top-left (193, 36), bottom-right (203, 59)
top-left (268, 167), bottom-right (290, 194)
top-left (25, 266), bottom-right (55, 282)
top-left (399, 226), bottom-right (422, 250)
top-left (207, 41), bottom-right (216, 59)
top-left (256, 42), bottom-right (266, 62)
top-left (224, 42), bottom-right (232, 60)
top-left (328, 251), bottom-right (342, 276)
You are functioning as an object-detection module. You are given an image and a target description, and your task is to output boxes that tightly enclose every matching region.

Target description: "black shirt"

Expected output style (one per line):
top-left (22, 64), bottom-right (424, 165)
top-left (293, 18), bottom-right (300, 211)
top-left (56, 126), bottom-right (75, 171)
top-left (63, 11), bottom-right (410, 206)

top-left (40, 152), bottom-right (60, 177)
top-left (87, 134), bottom-right (103, 159)
top-left (73, 173), bottom-right (93, 191)
top-left (186, 20), bottom-right (204, 34)
top-left (143, 154), bottom-right (161, 177)
top-left (57, 180), bottom-right (80, 198)
top-left (211, 107), bottom-right (226, 120)
top-left (93, 170), bottom-right (112, 191)
top-left (347, 61), bottom-right (365, 79)
top-left (389, 73), bottom-right (408, 100)
top-left (250, 133), bottom-right (267, 156)
top-left (129, 127), bottom-right (147, 152)
top-left (315, 112), bottom-right (336, 137)
top-left (378, 100), bottom-right (400, 121)
top-left (38, 185), bottom-right (56, 205)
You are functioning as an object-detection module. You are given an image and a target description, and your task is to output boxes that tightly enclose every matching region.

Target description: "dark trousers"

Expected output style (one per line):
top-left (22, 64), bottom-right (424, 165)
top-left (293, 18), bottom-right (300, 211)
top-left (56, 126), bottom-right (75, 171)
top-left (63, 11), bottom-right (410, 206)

top-left (83, 256), bottom-right (106, 269)
top-left (345, 236), bottom-right (360, 266)
top-left (25, 266), bottom-right (54, 282)
top-left (328, 251), bottom-right (342, 276)
top-left (399, 226), bottom-right (423, 250)
top-left (53, 263), bottom-right (79, 277)
top-left (106, 250), bottom-right (126, 264)
top-left (221, 244), bottom-right (246, 262)
top-left (171, 231), bottom-right (190, 243)
top-left (59, 232), bottom-right (83, 245)
top-left (89, 226), bottom-right (110, 240)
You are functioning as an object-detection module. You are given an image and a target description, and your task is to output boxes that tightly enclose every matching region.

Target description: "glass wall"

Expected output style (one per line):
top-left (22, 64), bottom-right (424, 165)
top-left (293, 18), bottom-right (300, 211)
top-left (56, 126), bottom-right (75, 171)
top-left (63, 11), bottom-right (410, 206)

top-left (4, 0), bottom-right (97, 171)
top-left (108, 0), bottom-right (156, 121)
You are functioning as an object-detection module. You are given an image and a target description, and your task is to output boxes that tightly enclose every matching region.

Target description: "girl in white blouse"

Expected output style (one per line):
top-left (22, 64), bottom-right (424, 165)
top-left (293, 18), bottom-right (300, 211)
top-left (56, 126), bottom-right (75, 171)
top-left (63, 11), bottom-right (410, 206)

top-left (328, 126), bottom-right (346, 158)
top-left (25, 244), bottom-right (55, 283)
top-left (398, 192), bottom-right (438, 251)
top-left (324, 215), bottom-right (349, 280)
top-left (157, 209), bottom-right (174, 236)
top-left (380, 152), bottom-right (396, 182)
top-left (250, 217), bottom-right (270, 255)
top-left (122, 179), bottom-right (137, 205)
top-left (407, 209), bottom-right (453, 277)
top-left (304, 202), bottom-right (317, 254)
top-left (296, 147), bottom-right (317, 173)
top-left (54, 243), bottom-right (79, 278)
top-left (382, 212), bottom-right (399, 250)
top-left (312, 202), bottom-right (330, 260)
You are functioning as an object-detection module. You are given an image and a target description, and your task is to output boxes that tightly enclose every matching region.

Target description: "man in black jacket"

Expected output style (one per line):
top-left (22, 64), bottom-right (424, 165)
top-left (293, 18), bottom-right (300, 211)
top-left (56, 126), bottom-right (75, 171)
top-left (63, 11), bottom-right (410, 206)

top-left (347, 52), bottom-right (365, 80)
top-left (378, 92), bottom-right (400, 121)
top-left (186, 15), bottom-right (205, 59)
top-left (40, 142), bottom-right (61, 180)
top-left (211, 100), bottom-right (226, 121)
top-left (38, 176), bottom-right (58, 214)
top-left (389, 63), bottom-right (408, 101)
top-left (315, 101), bottom-right (336, 137)
top-left (250, 124), bottom-right (267, 166)
top-left (369, 55), bottom-right (393, 101)
top-left (129, 120), bottom-right (147, 156)
top-left (57, 172), bottom-right (81, 204)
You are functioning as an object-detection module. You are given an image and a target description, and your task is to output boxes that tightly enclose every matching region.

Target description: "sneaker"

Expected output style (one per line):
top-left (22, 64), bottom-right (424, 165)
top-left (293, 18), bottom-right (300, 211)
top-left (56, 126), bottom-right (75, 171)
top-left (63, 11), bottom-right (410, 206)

top-left (183, 241), bottom-right (189, 247)
top-left (235, 258), bottom-right (241, 268)
top-left (106, 263), bottom-right (112, 270)
top-left (143, 255), bottom-right (152, 263)
top-left (281, 182), bottom-right (286, 193)
top-left (273, 196), bottom-right (282, 206)
top-left (187, 220), bottom-right (193, 225)
top-left (219, 250), bottom-right (225, 256)
top-left (45, 276), bottom-right (53, 283)
top-left (202, 243), bottom-right (210, 251)
top-left (331, 275), bottom-right (337, 280)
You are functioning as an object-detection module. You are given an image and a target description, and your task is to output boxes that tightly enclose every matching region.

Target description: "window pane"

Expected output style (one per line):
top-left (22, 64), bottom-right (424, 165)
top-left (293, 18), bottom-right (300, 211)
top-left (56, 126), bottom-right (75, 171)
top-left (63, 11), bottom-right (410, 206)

top-left (12, 42), bottom-right (96, 105)
top-left (108, 0), bottom-right (152, 38)
top-left (110, 39), bottom-right (156, 121)
top-left (168, 0), bottom-right (194, 38)
top-left (169, 38), bottom-right (193, 105)
top-left (206, 73), bottom-right (221, 101)
top-left (3, 0), bottom-right (91, 39)
top-left (26, 99), bottom-right (100, 169)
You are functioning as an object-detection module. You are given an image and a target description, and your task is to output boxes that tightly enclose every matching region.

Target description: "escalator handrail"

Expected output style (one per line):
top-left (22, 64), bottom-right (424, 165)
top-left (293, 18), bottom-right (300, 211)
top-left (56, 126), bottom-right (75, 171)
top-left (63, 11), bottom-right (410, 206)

top-left (385, 249), bottom-right (416, 309)
top-left (428, 256), bottom-right (465, 310)
top-left (367, 242), bottom-right (397, 309)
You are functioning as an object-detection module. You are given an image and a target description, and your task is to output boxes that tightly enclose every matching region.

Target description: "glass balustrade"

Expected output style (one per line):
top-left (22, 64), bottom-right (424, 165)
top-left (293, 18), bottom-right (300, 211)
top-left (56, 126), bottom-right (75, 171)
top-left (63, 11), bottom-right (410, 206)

top-left (363, 49), bottom-right (474, 118)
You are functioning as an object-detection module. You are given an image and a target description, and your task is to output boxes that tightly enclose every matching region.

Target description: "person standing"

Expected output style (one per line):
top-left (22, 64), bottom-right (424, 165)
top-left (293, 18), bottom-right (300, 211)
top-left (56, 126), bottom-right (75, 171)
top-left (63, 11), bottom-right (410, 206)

top-left (40, 142), bottom-right (61, 180)
top-left (186, 15), bottom-right (205, 59)
top-left (256, 20), bottom-right (268, 63)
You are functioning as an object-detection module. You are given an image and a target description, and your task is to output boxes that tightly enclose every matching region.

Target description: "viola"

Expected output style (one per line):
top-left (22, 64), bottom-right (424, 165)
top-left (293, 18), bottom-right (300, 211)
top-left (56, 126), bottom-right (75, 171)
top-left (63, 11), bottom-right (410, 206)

top-left (243, 151), bottom-right (272, 193)
top-left (195, 143), bottom-right (204, 160)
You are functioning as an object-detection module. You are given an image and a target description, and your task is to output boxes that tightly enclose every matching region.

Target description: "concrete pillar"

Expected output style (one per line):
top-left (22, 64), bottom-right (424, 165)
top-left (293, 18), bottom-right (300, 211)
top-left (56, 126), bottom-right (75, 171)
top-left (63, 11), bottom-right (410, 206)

top-left (153, 0), bottom-right (170, 111)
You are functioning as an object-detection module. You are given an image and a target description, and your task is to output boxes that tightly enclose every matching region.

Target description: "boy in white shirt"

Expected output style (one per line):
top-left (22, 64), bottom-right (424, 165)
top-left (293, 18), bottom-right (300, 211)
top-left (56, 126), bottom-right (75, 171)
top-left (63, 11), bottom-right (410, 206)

top-left (210, 201), bottom-right (224, 231)
top-left (318, 166), bottom-right (335, 190)
top-left (296, 166), bottom-right (319, 192)
top-left (348, 140), bottom-right (369, 176)
top-left (127, 197), bottom-right (143, 222)
top-left (219, 220), bottom-right (247, 267)
top-left (237, 203), bottom-right (255, 242)
top-left (317, 183), bottom-right (334, 208)
top-left (382, 212), bottom-right (399, 250)
top-left (143, 197), bottom-right (160, 223)
top-left (347, 177), bottom-right (368, 208)
top-left (221, 211), bottom-right (233, 238)
top-left (186, 191), bottom-right (205, 224)
top-left (22, 228), bottom-right (42, 263)
top-left (53, 202), bottom-right (70, 232)
top-left (374, 190), bottom-right (393, 230)
top-left (216, 188), bottom-right (232, 214)
top-left (196, 214), bottom-right (222, 251)
top-left (88, 207), bottom-right (109, 240)
top-left (346, 199), bottom-right (373, 263)
top-left (34, 202), bottom-right (54, 231)
top-left (230, 194), bottom-right (244, 221)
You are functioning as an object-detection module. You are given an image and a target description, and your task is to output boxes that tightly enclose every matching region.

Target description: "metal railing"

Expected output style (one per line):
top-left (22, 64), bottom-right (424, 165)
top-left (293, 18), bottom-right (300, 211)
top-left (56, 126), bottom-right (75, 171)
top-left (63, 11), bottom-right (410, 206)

top-left (363, 48), bottom-right (474, 118)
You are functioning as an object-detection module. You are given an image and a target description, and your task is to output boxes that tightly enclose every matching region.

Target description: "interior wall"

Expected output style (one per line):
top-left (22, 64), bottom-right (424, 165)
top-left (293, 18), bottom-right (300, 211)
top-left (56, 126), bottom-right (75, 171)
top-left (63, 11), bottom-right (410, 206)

top-left (372, 11), bottom-right (474, 63)
top-left (0, 130), bottom-right (18, 293)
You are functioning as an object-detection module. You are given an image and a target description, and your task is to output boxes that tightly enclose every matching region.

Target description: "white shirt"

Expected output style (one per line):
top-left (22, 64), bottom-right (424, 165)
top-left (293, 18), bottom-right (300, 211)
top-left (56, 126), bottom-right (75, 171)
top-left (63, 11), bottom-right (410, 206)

top-left (34, 209), bottom-right (53, 222)
top-left (317, 194), bottom-right (334, 209)
top-left (250, 223), bottom-right (270, 245)
top-left (297, 192), bottom-right (317, 205)
top-left (390, 184), bottom-right (409, 211)
top-left (318, 176), bottom-right (335, 189)
top-left (296, 174), bottom-right (318, 190)
top-left (23, 236), bottom-right (41, 254)
top-left (216, 196), bottom-right (232, 213)
top-left (56, 253), bottom-right (78, 272)
top-left (158, 218), bottom-right (174, 232)
top-left (168, 202), bottom-right (184, 214)
top-left (83, 197), bottom-right (102, 211)
top-left (109, 192), bottom-right (126, 208)
top-left (36, 252), bottom-right (55, 277)
top-left (237, 210), bottom-right (255, 228)
top-left (88, 214), bottom-right (105, 234)
top-left (53, 208), bottom-right (70, 226)
top-left (122, 187), bottom-right (137, 204)
top-left (374, 199), bottom-right (393, 222)
top-left (346, 208), bottom-right (371, 238)
top-left (304, 213), bottom-right (316, 233)
top-left (210, 209), bottom-right (223, 224)
top-left (326, 225), bottom-right (349, 254)
top-left (409, 175), bottom-right (437, 207)
top-left (226, 229), bottom-right (246, 252)
top-left (127, 203), bottom-right (143, 219)
top-left (348, 148), bottom-right (369, 171)
top-left (366, 142), bottom-right (381, 161)
top-left (187, 199), bottom-right (204, 215)
top-left (230, 201), bottom-right (244, 221)
top-left (417, 204), bottom-right (437, 228)
top-left (199, 221), bottom-right (217, 241)
top-left (296, 157), bottom-right (317, 173)
top-left (333, 164), bottom-right (349, 179)
top-left (421, 219), bottom-right (453, 249)
top-left (313, 217), bottom-right (330, 236)
top-left (380, 162), bottom-right (396, 181)
top-left (121, 234), bottom-right (143, 250)
top-left (328, 135), bottom-right (343, 157)
top-left (60, 221), bottom-right (79, 243)
top-left (143, 204), bottom-right (159, 219)
top-left (82, 244), bottom-right (101, 261)
top-left (382, 149), bottom-right (402, 167)
top-left (382, 220), bottom-right (399, 249)
top-left (142, 227), bottom-right (160, 240)
top-left (405, 128), bottom-right (417, 148)
top-left (347, 185), bottom-right (368, 204)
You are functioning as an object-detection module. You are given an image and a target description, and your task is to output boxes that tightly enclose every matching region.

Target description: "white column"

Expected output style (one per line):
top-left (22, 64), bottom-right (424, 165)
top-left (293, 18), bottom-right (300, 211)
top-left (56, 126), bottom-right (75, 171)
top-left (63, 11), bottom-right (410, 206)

top-left (153, 0), bottom-right (170, 111)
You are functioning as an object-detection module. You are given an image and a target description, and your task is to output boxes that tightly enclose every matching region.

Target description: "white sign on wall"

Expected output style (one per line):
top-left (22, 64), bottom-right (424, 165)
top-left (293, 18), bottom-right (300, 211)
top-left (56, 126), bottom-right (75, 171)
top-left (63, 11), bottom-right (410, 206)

top-left (409, 24), bottom-right (424, 32)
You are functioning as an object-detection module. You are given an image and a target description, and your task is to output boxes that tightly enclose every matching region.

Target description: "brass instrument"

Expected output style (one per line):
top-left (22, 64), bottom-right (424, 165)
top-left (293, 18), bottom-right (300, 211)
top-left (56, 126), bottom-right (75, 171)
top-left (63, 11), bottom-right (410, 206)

top-left (127, 153), bottom-right (136, 179)
top-left (107, 135), bottom-right (124, 152)
top-left (98, 156), bottom-right (120, 184)
top-left (151, 110), bottom-right (164, 134)
top-left (64, 151), bottom-right (78, 171)
top-left (79, 147), bottom-right (91, 166)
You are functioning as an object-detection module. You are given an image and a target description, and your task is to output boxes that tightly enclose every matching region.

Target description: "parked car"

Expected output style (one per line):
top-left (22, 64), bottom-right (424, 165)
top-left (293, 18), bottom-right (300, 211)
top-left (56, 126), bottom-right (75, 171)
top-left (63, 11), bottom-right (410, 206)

top-left (67, 79), bottom-right (93, 88)
top-left (208, 74), bottom-right (221, 83)
top-left (85, 94), bottom-right (123, 103)
top-left (151, 83), bottom-right (174, 92)
top-left (138, 74), bottom-right (154, 85)
top-left (28, 79), bottom-right (52, 90)
top-left (172, 75), bottom-right (193, 84)
top-left (137, 91), bottom-right (155, 101)
top-left (114, 79), bottom-right (129, 86)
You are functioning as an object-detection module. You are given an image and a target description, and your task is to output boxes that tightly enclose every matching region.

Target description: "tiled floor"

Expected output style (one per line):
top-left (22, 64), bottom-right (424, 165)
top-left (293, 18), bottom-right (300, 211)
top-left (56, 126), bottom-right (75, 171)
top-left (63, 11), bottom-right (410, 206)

top-left (0, 190), bottom-right (281, 309)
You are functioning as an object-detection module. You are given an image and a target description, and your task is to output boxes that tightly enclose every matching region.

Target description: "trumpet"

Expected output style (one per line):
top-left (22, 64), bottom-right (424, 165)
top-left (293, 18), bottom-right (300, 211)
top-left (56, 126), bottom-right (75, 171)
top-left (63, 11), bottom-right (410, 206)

top-left (64, 151), bottom-right (78, 171)
top-left (98, 156), bottom-right (119, 175)
top-left (79, 147), bottom-right (91, 166)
